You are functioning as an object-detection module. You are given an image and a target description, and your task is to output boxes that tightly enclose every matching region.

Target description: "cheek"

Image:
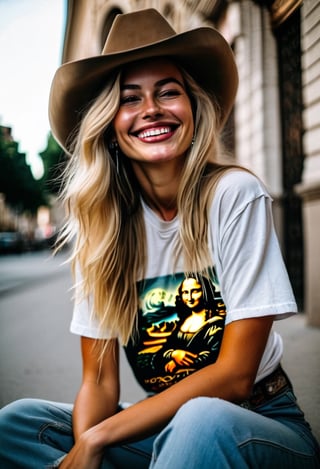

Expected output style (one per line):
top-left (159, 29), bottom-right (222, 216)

top-left (180, 106), bottom-right (195, 136)
top-left (172, 101), bottom-right (193, 122)
top-left (113, 111), bottom-right (131, 137)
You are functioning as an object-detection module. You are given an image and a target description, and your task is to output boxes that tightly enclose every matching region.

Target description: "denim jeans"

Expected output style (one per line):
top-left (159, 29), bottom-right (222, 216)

top-left (0, 391), bottom-right (319, 468)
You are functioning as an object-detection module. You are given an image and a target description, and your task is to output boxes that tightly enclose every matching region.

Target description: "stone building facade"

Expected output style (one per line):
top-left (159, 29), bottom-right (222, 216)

top-left (60, 0), bottom-right (320, 326)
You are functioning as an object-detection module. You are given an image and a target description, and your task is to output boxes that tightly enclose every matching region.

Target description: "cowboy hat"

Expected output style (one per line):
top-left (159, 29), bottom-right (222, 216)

top-left (49, 8), bottom-right (238, 153)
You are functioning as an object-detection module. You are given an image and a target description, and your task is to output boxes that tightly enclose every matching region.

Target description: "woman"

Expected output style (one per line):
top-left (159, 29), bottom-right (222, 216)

top-left (125, 274), bottom-right (225, 390)
top-left (164, 275), bottom-right (225, 371)
top-left (161, 275), bottom-right (225, 375)
top-left (0, 8), bottom-right (319, 469)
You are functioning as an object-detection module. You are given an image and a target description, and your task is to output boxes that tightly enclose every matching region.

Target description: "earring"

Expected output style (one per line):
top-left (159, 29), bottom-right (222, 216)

top-left (109, 141), bottom-right (120, 174)
top-left (115, 142), bottom-right (120, 174)
top-left (191, 135), bottom-right (195, 147)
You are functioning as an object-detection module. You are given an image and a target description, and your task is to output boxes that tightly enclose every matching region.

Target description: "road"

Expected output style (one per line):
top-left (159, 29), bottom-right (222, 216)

top-left (0, 250), bottom-right (145, 408)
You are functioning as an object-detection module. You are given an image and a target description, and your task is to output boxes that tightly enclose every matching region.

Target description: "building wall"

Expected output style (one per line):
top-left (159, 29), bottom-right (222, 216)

top-left (301, 0), bottom-right (320, 187)
top-left (219, 1), bottom-right (285, 245)
top-left (297, 0), bottom-right (320, 326)
top-left (230, 2), bottom-right (283, 190)
top-left (62, 0), bottom-right (205, 63)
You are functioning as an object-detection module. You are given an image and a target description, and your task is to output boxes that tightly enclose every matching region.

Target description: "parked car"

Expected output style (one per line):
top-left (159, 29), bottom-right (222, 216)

top-left (0, 232), bottom-right (26, 254)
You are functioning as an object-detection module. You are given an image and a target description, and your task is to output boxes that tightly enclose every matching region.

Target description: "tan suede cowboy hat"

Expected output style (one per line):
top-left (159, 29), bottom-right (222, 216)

top-left (49, 8), bottom-right (238, 152)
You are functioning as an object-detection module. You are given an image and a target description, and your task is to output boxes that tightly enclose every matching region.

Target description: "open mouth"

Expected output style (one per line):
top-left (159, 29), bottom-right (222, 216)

top-left (135, 125), bottom-right (178, 140)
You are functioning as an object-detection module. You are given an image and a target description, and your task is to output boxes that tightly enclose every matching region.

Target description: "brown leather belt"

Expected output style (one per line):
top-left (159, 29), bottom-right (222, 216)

top-left (240, 364), bottom-right (293, 410)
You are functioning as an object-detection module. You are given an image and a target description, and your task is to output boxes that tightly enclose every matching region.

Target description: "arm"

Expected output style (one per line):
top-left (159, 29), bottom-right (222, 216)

top-left (97, 316), bottom-right (273, 439)
top-left (61, 315), bottom-right (273, 468)
top-left (73, 336), bottom-right (120, 441)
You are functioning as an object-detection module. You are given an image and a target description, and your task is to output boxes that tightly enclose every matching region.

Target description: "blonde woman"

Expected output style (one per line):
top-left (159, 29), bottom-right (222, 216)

top-left (0, 8), bottom-right (319, 469)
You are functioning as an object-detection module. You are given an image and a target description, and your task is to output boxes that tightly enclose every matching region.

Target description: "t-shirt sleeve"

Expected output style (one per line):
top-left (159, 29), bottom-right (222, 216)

top-left (70, 296), bottom-right (104, 338)
top-left (70, 269), bottom-right (115, 339)
top-left (210, 171), bottom-right (297, 324)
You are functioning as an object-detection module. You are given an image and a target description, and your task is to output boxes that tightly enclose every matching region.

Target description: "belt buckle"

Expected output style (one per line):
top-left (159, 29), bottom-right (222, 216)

top-left (264, 370), bottom-right (287, 396)
top-left (240, 366), bottom-right (290, 411)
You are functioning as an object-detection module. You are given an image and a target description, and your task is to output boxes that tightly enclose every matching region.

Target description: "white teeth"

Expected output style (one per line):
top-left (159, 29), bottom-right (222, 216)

top-left (138, 127), bottom-right (171, 138)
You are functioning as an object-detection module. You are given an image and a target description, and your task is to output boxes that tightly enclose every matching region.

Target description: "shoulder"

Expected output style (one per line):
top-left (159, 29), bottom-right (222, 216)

top-left (209, 169), bottom-right (272, 232)
top-left (215, 169), bottom-right (270, 202)
top-left (212, 169), bottom-right (271, 215)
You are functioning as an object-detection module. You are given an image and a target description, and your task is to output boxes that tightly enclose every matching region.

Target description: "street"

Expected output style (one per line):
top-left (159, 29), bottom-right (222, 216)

top-left (0, 250), bottom-right (145, 408)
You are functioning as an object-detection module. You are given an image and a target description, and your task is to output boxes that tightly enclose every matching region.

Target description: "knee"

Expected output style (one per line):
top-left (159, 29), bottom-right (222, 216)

top-left (152, 398), bottom-right (241, 466)
top-left (0, 398), bottom-right (44, 434)
top-left (177, 396), bottom-right (228, 419)
top-left (172, 397), bottom-right (240, 434)
top-left (1, 398), bottom-right (39, 418)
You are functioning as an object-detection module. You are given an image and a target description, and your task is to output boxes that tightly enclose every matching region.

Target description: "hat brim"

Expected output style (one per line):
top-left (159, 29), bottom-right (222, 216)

top-left (49, 27), bottom-right (238, 152)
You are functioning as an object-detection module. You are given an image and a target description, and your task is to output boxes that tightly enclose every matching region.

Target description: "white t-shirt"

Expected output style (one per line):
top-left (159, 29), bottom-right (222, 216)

top-left (71, 170), bottom-right (297, 389)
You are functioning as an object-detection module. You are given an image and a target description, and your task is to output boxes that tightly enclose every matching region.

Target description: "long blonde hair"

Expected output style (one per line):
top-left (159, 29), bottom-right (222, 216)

top-left (59, 64), bottom-right (235, 346)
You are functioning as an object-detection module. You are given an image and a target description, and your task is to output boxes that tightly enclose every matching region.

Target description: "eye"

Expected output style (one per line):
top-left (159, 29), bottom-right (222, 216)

top-left (158, 88), bottom-right (181, 99)
top-left (120, 94), bottom-right (140, 105)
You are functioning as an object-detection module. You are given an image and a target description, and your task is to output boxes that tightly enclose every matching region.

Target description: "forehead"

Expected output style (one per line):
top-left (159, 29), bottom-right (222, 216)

top-left (182, 278), bottom-right (202, 289)
top-left (120, 57), bottom-right (184, 84)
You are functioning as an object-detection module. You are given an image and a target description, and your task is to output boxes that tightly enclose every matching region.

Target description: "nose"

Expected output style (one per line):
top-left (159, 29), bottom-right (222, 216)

top-left (142, 95), bottom-right (162, 118)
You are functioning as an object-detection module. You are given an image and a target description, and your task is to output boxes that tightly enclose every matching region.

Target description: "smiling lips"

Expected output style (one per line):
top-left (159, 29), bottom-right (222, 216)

top-left (135, 125), bottom-right (177, 141)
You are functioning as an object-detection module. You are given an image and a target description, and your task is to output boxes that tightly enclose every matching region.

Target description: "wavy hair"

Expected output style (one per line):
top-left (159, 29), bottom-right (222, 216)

top-left (58, 63), bottom-right (237, 347)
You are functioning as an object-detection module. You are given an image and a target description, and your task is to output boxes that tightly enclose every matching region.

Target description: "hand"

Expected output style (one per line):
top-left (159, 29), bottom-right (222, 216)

top-left (165, 360), bottom-right (177, 372)
top-left (165, 350), bottom-right (198, 371)
top-left (59, 430), bottom-right (104, 469)
top-left (171, 349), bottom-right (197, 366)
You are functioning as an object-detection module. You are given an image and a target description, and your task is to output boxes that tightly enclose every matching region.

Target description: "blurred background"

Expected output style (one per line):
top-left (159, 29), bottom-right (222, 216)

top-left (0, 0), bottom-right (319, 441)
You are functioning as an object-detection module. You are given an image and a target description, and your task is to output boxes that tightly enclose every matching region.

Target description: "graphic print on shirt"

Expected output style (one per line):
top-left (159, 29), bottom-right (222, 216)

top-left (125, 270), bottom-right (226, 393)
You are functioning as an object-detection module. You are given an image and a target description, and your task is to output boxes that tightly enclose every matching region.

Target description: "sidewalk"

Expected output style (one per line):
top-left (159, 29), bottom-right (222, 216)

top-left (273, 313), bottom-right (320, 441)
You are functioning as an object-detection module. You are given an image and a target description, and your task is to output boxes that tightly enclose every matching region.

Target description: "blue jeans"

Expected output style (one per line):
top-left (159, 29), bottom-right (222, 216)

top-left (0, 391), bottom-right (319, 468)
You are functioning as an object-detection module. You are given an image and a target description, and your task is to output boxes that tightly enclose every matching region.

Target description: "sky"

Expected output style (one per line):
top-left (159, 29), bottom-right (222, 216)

top-left (0, 0), bottom-right (66, 178)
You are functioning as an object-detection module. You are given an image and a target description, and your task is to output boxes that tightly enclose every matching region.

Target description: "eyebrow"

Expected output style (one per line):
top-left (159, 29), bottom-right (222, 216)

top-left (120, 77), bottom-right (185, 90)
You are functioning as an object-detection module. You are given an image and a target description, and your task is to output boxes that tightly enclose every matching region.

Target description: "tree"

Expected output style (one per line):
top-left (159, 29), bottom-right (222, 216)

top-left (39, 133), bottom-right (67, 197)
top-left (0, 127), bottom-right (46, 214)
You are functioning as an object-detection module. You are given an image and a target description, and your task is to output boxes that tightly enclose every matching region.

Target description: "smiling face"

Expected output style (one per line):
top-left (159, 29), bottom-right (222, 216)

top-left (113, 58), bottom-right (194, 166)
top-left (180, 278), bottom-right (204, 311)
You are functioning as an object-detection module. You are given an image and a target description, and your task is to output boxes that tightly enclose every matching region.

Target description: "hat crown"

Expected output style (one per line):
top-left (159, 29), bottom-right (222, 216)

top-left (102, 9), bottom-right (176, 55)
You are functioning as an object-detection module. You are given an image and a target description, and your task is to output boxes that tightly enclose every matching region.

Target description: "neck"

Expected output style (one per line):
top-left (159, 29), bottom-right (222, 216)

top-left (131, 159), bottom-right (184, 221)
top-left (192, 308), bottom-right (206, 315)
top-left (143, 196), bottom-right (177, 221)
